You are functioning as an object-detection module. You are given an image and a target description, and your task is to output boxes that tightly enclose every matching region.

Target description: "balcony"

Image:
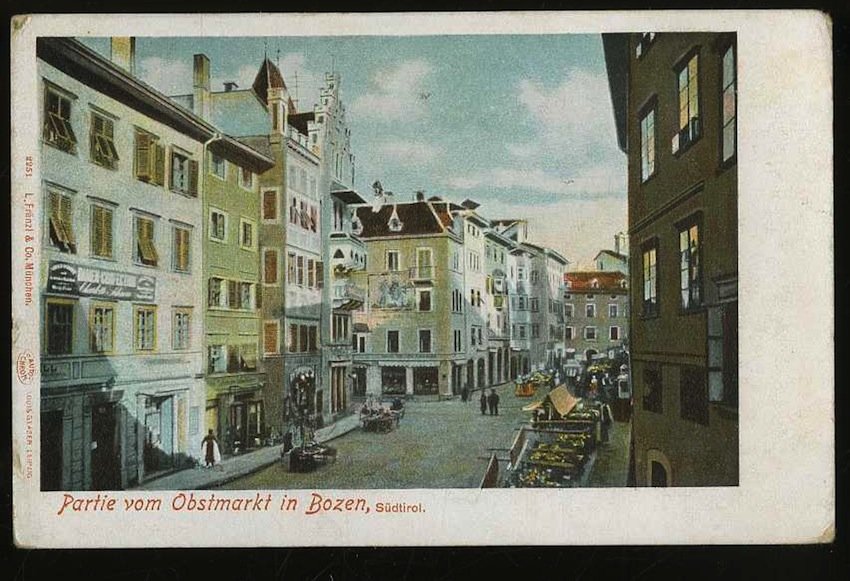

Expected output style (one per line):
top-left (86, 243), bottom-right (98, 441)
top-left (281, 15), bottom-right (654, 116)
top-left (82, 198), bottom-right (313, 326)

top-left (332, 280), bottom-right (365, 310)
top-left (329, 232), bottom-right (366, 273)
top-left (410, 265), bottom-right (434, 283)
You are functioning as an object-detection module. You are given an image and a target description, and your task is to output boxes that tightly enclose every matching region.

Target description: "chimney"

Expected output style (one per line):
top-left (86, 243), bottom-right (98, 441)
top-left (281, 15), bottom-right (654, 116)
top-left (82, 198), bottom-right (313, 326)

top-left (223, 81), bottom-right (238, 92)
top-left (614, 233), bottom-right (620, 255)
top-left (193, 54), bottom-right (211, 120)
top-left (415, 191), bottom-right (425, 202)
top-left (110, 37), bottom-right (135, 75)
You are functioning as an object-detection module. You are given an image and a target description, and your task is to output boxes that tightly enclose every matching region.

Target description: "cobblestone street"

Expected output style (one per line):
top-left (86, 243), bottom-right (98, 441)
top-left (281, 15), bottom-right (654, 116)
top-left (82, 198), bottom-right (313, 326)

top-left (220, 382), bottom-right (528, 489)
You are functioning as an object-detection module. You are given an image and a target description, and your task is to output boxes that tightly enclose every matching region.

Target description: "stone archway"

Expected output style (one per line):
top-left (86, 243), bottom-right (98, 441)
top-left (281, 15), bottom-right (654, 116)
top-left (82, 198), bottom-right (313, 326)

top-left (646, 449), bottom-right (673, 487)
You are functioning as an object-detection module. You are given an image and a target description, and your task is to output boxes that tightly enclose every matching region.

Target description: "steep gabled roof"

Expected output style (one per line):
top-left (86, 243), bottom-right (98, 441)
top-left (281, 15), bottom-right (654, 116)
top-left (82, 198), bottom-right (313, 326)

top-left (354, 201), bottom-right (449, 238)
top-left (594, 249), bottom-right (628, 262)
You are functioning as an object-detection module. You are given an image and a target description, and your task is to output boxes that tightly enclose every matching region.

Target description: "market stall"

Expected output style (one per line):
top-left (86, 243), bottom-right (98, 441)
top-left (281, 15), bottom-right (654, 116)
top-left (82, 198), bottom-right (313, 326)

top-left (288, 442), bottom-right (337, 473)
top-left (503, 427), bottom-right (595, 488)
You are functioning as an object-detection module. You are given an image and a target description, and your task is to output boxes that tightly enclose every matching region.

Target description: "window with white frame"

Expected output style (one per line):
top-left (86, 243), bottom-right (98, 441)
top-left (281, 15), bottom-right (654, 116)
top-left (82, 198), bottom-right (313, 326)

top-left (610, 326), bottom-right (620, 341)
top-left (609, 304), bottom-right (618, 318)
top-left (721, 43), bottom-right (737, 163)
top-left (134, 215), bottom-right (158, 267)
top-left (673, 52), bottom-right (701, 153)
top-left (43, 86), bottom-right (77, 153)
top-left (210, 209), bottom-right (227, 242)
top-left (386, 250), bottom-right (400, 272)
top-left (642, 242), bottom-right (659, 316)
top-left (90, 303), bottom-right (115, 353)
top-left (679, 219), bottom-right (702, 310)
top-left (238, 166), bottom-right (254, 190)
top-left (134, 305), bottom-right (157, 351)
top-left (48, 189), bottom-right (76, 253)
top-left (210, 152), bottom-right (226, 179)
top-left (208, 345), bottom-right (226, 374)
top-left (89, 111), bottom-right (119, 170)
top-left (565, 326), bottom-right (574, 340)
top-left (640, 105), bottom-right (656, 181)
top-left (586, 303), bottom-right (596, 318)
top-left (173, 309), bottom-right (191, 350)
top-left (584, 326), bottom-right (597, 341)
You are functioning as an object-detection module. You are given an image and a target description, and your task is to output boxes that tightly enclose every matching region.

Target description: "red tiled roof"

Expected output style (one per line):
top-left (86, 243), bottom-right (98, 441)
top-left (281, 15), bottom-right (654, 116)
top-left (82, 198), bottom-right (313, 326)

top-left (354, 201), bottom-right (448, 238)
top-left (565, 271), bottom-right (628, 291)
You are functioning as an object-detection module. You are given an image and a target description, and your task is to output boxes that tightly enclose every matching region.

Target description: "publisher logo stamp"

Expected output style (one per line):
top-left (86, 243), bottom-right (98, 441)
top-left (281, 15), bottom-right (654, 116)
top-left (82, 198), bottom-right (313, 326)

top-left (16, 350), bottom-right (36, 385)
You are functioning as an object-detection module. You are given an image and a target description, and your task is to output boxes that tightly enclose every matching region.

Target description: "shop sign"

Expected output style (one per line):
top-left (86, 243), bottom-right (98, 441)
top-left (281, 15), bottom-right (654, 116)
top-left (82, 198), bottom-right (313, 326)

top-left (46, 261), bottom-right (156, 301)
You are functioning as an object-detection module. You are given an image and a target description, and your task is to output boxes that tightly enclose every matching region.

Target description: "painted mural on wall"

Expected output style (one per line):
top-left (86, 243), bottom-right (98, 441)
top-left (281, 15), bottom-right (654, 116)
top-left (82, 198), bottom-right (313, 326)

top-left (373, 275), bottom-right (415, 310)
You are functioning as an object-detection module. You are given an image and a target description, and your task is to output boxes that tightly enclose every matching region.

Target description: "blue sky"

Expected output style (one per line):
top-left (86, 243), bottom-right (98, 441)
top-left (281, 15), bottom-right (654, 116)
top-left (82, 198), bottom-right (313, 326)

top-left (83, 35), bottom-right (626, 266)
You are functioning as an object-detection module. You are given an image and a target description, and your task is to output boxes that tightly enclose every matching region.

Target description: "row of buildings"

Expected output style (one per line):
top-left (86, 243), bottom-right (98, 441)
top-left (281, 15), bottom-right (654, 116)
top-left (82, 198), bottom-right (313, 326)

top-left (37, 37), bottom-right (572, 491)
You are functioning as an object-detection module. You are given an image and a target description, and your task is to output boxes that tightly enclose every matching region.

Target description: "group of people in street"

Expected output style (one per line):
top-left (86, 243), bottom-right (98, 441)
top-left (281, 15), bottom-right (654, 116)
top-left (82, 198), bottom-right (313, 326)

top-left (460, 385), bottom-right (501, 416)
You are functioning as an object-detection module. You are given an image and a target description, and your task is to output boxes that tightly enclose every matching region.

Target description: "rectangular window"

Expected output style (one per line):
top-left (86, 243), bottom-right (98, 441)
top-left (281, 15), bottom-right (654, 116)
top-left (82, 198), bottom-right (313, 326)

top-left (565, 304), bottom-right (573, 318)
top-left (586, 304), bottom-right (596, 318)
top-left (238, 166), bottom-right (253, 190)
top-left (680, 366), bottom-right (709, 425)
top-left (679, 220), bottom-right (702, 309)
top-left (170, 150), bottom-right (198, 196)
top-left (89, 112), bottom-right (119, 169)
top-left (296, 255), bottom-right (304, 286)
top-left (266, 322), bottom-right (281, 357)
top-left (48, 190), bottom-right (76, 253)
top-left (565, 327), bottom-right (574, 340)
top-left (722, 43), bottom-right (737, 163)
top-left (386, 250), bottom-right (400, 272)
top-left (134, 305), bottom-right (157, 351)
top-left (172, 226), bottom-right (191, 273)
top-left (173, 309), bottom-right (191, 350)
top-left (134, 215), bottom-right (158, 267)
top-left (584, 326), bottom-right (597, 340)
top-left (208, 345), bottom-right (226, 374)
top-left (89, 303), bottom-right (114, 353)
top-left (416, 248), bottom-right (433, 279)
top-left (240, 219), bottom-right (255, 250)
top-left (419, 329), bottom-right (432, 353)
top-left (642, 243), bottom-right (659, 317)
top-left (240, 344), bottom-right (258, 371)
top-left (287, 252), bottom-right (296, 283)
top-left (210, 209), bottom-right (227, 242)
top-left (609, 304), bottom-right (618, 318)
top-left (288, 324), bottom-right (298, 353)
top-left (210, 152), bottom-right (226, 179)
top-left (240, 282), bottom-right (254, 310)
top-left (530, 298), bottom-right (539, 312)
top-left (262, 190), bottom-right (278, 221)
top-left (642, 365), bottom-right (663, 413)
top-left (46, 300), bottom-right (74, 355)
top-left (387, 330), bottom-right (400, 353)
top-left (640, 107), bottom-right (656, 181)
top-left (300, 200), bottom-right (308, 229)
top-left (90, 204), bottom-right (113, 259)
top-left (610, 326), bottom-right (620, 341)
top-left (310, 206), bottom-right (318, 233)
top-left (208, 277), bottom-right (223, 307)
top-left (43, 87), bottom-right (77, 153)
top-left (134, 131), bottom-right (166, 186)
top-left (263, 249), bottom-right (279, 285)
top-left (518, 325), bottom-right (527, 340)
top-left (673, 52), bottom-right (701, 153)
top-left (531, 324), bottom-right (540, 339)
top-left (299, 325), bottom-right (309, 353)
top-left (418, 289), bottom-right (432, 312)
top-left (289, 196), bottom-right (299, 225)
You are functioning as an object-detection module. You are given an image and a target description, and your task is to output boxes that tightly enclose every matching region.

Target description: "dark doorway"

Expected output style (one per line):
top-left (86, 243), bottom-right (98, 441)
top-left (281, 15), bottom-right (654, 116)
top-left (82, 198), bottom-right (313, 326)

top-left (488, 352), bottom-right (495, 385)
top-left (41, 410), bottom-right (63, 491)
top-left (650, 460), bottom-right (668, 487)
top-left (477, 359), bottom-right (486, 388)
top-left (413, 367), bottom-right (439, 395)
top-left (466, 361), bottom-right (474, 389)
top-left (352, 366), bottom-right (367, 397)
top-left (91, 402), bottom-right (120, 490)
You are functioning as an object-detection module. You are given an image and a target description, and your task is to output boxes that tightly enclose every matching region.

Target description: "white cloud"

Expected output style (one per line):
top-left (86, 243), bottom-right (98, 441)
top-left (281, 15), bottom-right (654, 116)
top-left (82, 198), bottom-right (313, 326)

top-left (138, 57), bottom-right (192, 96)
top-left (350, 59), bottom-right (434, 121)
top-left (375, 139), bottom-right (442, 164)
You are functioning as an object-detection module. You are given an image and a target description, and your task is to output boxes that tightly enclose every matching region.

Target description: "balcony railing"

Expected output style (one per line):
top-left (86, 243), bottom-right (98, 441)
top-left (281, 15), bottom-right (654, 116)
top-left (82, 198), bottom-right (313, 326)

top-left (332, 280), bottom-right (365, 310)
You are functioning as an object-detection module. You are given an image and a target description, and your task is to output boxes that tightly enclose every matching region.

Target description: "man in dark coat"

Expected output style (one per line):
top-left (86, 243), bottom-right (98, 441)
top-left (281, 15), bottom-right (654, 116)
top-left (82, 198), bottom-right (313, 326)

top-left (479, 390), bottom-right (487, 415)
top-left (488, 389), bottom-right (500, 416)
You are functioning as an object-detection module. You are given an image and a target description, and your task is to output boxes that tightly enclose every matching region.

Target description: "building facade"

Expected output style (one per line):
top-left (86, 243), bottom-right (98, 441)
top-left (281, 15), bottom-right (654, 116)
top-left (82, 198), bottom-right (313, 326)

top-left (39, 37), bottom-right (209, 489)
top-left (604, 32), bottom-right (738, 486)
top-left (564, 271), bottom-right (629, 373)
top-left (351, 197), bottom-right (463, 397)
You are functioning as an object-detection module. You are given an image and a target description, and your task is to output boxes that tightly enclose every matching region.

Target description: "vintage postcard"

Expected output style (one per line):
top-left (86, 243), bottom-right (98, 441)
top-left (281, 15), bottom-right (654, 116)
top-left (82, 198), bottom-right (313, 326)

top-left (11, 11), bottom-right (833, 547)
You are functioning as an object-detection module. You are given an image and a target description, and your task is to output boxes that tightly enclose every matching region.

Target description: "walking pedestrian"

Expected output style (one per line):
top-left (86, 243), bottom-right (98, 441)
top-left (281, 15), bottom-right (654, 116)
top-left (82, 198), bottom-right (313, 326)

top-left (479, 390), bottom-right (487, 415)
top-left (601, 403), bottom-right (613, 443)
top-left (201, 429), bottom-right (220, 468)
top-left (461, 385), bottom-right (469, 403)
top-left (488, 389), bottom-right (500, 416)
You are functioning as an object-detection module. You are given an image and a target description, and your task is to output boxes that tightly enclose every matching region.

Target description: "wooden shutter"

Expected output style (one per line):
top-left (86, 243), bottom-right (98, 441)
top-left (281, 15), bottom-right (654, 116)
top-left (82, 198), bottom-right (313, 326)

top-left (263, 191), bottom-right (276, 220)
top-left (60, 195), bottom-right (75, 248)
top-left (188, 159), bottom-right (199, 197)
top-left (264, 250), bottom-right (278, 284)
top-left (263, 322), bottom-right (277, 354)
top-left (135, 133), bottom-right (152, 181)
top-left (153, 143), bottom-right (166, 186)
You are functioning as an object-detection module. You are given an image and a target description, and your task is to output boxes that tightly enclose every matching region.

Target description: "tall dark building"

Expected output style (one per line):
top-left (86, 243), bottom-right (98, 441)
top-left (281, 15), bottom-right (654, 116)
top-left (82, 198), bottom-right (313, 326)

top-left (604, 32), bottom-right (738, 486)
